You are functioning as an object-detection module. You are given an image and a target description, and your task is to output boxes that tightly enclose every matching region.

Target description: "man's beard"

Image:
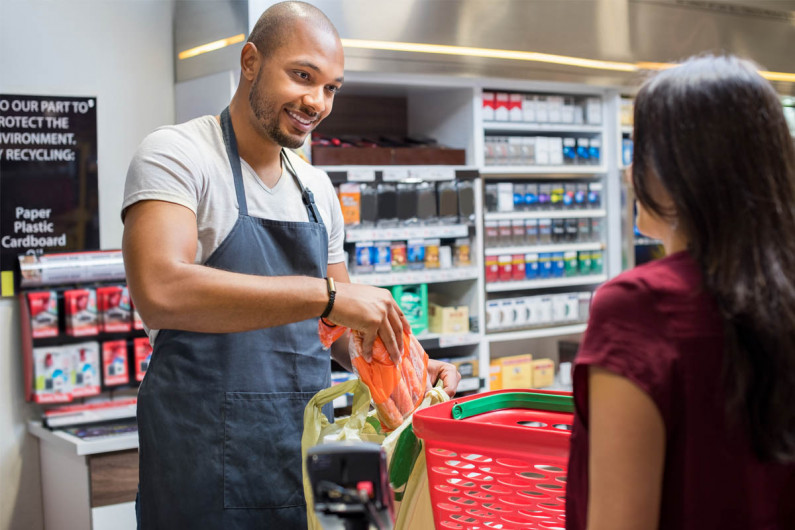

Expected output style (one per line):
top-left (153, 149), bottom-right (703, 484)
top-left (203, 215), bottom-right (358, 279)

top-left (249, 68), bottom-right (307, 149)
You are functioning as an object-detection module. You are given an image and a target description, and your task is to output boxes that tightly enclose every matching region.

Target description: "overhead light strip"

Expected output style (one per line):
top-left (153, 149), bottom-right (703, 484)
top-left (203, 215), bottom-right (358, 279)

top-left (178, 33), bottom-right (246, 60)
top-left (341, 38), bottom-right (795, 82)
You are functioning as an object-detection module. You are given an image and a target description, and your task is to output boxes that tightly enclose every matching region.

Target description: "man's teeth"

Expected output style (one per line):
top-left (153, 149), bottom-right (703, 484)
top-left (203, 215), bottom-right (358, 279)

top-left (287, 110), bottom-right (313, 125)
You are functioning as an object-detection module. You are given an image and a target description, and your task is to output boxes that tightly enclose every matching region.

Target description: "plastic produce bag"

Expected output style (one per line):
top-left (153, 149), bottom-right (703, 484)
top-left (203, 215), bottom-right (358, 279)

top-left (318, 319), bottom-right (430, 431)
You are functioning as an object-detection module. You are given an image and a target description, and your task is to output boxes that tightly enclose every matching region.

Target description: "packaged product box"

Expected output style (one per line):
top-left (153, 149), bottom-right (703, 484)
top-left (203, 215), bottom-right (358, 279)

top-left (511, 254), bottom-right (526, 281)
top-left (134, 337), bottom-right (153, 382)
top-left (490, 361), bottom-right (503, 390)
top-left (535, 136), bottom-right (550, 165)
top-left (494, 354), bottom-right (534, 389)
top-left (564, 251), bottom-right (579, 277)
top-left (509, 93), bottom-right (524, 122)
top-left (486, 300), bottom-right (502, 331)
top-left (406, 239), bottom-right (426, 271)
top-left (482, 91), bottom-right (496, 121)
top-left (535, 96), bottom-right (549, 123)
top-left (495, 92), bottom-right (510, 121)
top-left (531, 358), bottom-right (556, 388)
top-left (64, 288), bottom-right (99, 337)
top-left (355, 242), bottom-right (375, 274)
top-left (442, 355), bottom-right (479, 379)
top-left (537, 295), bottom-right (553, 325)
top-left (428, 303), bottom-right (469, 334)
top-left (587, 97), bottom-right (603, 125)
top-left (27, 290), bottom-right (59, 338)
top-left (33, 346), bottom-right (72, 403)
top-left (513, 297), bottom-right (529, 328)
top-left (547, 96), bottom-right (564, 123)
top-left (485, 255), bottom-right (499, 283)
top-left (522, 95), bottom-right (536, 122)
top-left (374, 241), bottom-right (392, 273)
top-left (339, 183), bottom-right (362, 226)
top-left (498, 255), bottom-right (513, 282)
top-left (102, 340), bottom-right (129, 387)
top-left (71, 342), bottom-right (101, 397)
top-left (424, 239), bottom-right (441, 270)
top-left (589, 138), bottom-right (601, 165)
top-left (390, 241), bottom-right (407, 271)
top-left (97, 285), bottom-right (132, 333)
top-left (525, 253), bottom-right (539, 280)
top-left (453, 238), bottom-right (471, 267)
top-left (391, 283), bottom-right (428, 335)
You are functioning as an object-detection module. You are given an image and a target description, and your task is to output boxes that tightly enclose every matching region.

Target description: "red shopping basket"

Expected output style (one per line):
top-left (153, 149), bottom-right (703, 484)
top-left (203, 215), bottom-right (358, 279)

top-left (413, 389), bottom-right (574, 530)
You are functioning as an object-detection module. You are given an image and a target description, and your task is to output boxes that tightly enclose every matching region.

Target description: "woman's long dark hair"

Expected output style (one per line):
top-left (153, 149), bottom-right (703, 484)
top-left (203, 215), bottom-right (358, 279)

top-left (632, 55), bottom-right (795, 463)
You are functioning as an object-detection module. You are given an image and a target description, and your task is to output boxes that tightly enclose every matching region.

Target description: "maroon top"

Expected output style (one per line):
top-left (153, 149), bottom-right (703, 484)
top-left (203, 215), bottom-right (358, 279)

top-left (566, 251), bottom-right (795, 529)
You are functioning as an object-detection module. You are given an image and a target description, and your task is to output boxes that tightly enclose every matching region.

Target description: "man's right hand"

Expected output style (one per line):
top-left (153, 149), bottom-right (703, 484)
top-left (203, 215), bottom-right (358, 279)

top-left (325, 280), bottom-right (409, 365)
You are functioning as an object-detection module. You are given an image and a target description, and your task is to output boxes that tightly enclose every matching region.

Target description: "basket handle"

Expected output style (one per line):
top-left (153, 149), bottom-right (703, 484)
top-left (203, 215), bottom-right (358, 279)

top-left (452, 391), bottom-right (574, 420)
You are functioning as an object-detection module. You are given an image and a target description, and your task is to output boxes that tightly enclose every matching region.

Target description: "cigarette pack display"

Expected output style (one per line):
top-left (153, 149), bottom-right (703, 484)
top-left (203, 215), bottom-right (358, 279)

top-left (549, 137), bottom-right (564, 165)
top-left (102, 340), bottom-right (129, 386)
top-left (407, 239), bottom-right (426, 270)
top-left (64, 288), bottom-right (99, 337)
top-left (396, 183), bottom-right (418, 223)
top-left (437, 181), bottom-right (458, 221)
top-left (359, 184), bottom-right (378, 225)
top-left (495, 92), bottom-right (510, 121)
top-left (563, 137), bottom-right (577, 165)
top-left (538, 184), bottom-right (551, 209)
top-left (497, 182), bottom-right (513, 212)
top-left (537, 295), bottom-right (553, 324)
top-left (509, 93), bottom-right (523, 121)
top-left (564, 184), bottom-right (577, 209)
top-left (512, 254), bottom-right (526, 281)
top-left (499, 299), bottom-right (516, 328)
top-left (97, 285), bottom-right (132, 333)
top-left (33, 346), bottom-right (72, 403)
top-left (482, 91), bottom-right (495, 121)
top-left (513, 298), bottom-right (530, 327)
top-left (576, 138), bottom-right (590, 164)
top-left (134, 337), bottom-right (153, 382)
top-left (562, 97), bottom-right (575, 123)
top-left (339, 183), bottom-right (362, 226)
top-left (484, 184), bottom-right (498, 212)
top-left (535, 96), bottom-right (549, 122)
top-left (453, 238), bottom-right (471, 267)
top-left (588, 182), bottom-right (603, 208)
top-left (524, 183), bottom-right (539, 210)
top-left (355, 242), bottom-right (375, 274)
top-left (512, 183), bottom-right (525, 211)
top-left (565, 218), bottom-right (579, 241)
top-left (535, 136), bottom-right (550, 165)
top-left (376, 183), bottom-right (397, 224)
top-left (586, 97), bottom-right (602, 125)
top-left (575, 183), bottom-right (588, 208)
top-left (552, 252), bottom-right (565, 277)
top-left (485, 255), bottom-right (499, 283)
top-left (539, 253), bottom-right (553, 279)
top-left (590, 217), bottom-right (604, 241)
top-left (564, 251), bottom-right (579, 277)
top-left (27, 290), bottom-right (59, 338)
top-left (498, 221), bottom-right (512, 247)
top-left (486, 300), bottom-right (502, 330)
top-left (416, 182), bottom-right (437, 221)
top-left (547, 96), bottom-right (563, 123)
top-left (589, 138), bottom-right (601, 164)
top-left (71, 342), bottom-right (100, 397)
top-left (578, 218), bottom-right (591, 241)
top-left (374, 241), bottom-right (392, 273)
top-left (485, 221), bottom-right (499, 248)
top-left (498, 255), bottom-right (513, 282)
top-left (591, 250), bottom-right (604, 274)
top-left (457, 180), bottom-right (475, 220)
top-left (522, 95), bottom-right (536, 122)
top-left (525, 253), bottom-right (539, 279)
top-left (550, 183), bottom-right (564, 209)
top-left (390, 241), bottom-right (407, 271)
top-left (525, 219), bottom-right (539, 244)
top-left (512, 220), bottom-right (525, 246)
top-left (424, 239), bottom-right (441, 269)
top-left (578, 251), bottom-right (592, 275)
top-left (439, 246), bottom-right (453, 269)
top-left (551, 219), bottom-right (566, 242)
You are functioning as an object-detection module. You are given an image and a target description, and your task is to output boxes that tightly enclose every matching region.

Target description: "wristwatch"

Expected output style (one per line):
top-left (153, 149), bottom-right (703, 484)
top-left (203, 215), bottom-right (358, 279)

top-left (320, 276), bottom-right (336, 321)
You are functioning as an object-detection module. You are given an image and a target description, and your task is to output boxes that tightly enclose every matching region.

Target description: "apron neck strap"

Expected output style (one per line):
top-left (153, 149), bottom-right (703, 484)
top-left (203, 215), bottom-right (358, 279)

top-left (221, 106), bottom-right (321, 224)
top-left (220, 106), bottom-right (248, 216)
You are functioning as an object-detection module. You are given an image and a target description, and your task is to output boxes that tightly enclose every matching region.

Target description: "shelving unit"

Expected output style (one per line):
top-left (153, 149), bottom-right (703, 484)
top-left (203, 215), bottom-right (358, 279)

top-left (481, 165), bottom-right (607, 175)
top-left (486, 323), bottom-right (588, 343)
top-left (484, 242), bottom-right (604, 255)
top-left (483, 123), bottom-right (603, 134)
top-left (349, 266), bottom-right (480, 287)
top-left (485, 275), bottom-right (608, 292)
top-left (485, 209), bottom-right (606, 221)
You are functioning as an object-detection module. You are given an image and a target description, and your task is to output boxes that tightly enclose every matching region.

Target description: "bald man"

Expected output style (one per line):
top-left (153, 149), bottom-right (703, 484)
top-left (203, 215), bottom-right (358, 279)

top-left (122, 2), bottom-right (459, 528)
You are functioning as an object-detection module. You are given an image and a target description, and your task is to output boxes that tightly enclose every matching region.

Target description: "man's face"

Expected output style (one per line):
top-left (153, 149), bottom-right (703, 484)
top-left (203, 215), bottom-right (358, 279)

top-left (249, 22), bottom-right (344, 149)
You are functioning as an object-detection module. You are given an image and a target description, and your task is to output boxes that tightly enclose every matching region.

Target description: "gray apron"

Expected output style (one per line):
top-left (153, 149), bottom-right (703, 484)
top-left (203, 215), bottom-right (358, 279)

top-left (137, 107), bottom-right (332, 529)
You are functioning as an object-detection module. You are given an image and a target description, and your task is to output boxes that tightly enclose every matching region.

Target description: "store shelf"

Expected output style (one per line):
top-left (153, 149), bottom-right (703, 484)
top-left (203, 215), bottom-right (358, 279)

top-left (635, 237), bottom-right (663, 246)
top-left (346, 223), bottom-right (470, 243)
top-left (486, 274), bottom-right (607, 292)
top-left (487, 323), bottom-right (587, 343)
top-left (416, 331), bottom-right (481, 349)
top-left (485, 242), bottom-right (604, 255)
top-left (481, 165), bottom-right (607, 176)
top-left (485, 209), bottom-right (606, 221)
top-left (318, 165), bottom-right (479, 183)
top-left (621, 125), bottom-right (634, 135)
top-left (351, 266), bottom-right (479, 287)
top-left (483, 122), bottom-right (603, 133)
top-left (29, 421), bottom-right (139, 456)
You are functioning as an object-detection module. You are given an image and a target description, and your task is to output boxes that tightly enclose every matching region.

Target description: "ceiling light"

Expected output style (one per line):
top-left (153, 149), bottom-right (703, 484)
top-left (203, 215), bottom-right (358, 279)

top-left (178, 33), bottom-right (246, 60)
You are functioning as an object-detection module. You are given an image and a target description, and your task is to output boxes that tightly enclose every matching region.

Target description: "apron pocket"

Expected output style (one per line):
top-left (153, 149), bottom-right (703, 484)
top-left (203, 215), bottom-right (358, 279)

top-left (223, 391), bottom-right (315, 509)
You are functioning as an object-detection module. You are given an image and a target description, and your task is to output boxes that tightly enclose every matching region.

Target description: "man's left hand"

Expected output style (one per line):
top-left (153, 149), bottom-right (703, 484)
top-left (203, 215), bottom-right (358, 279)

top-left (427, 359), bottom-right (462, 398)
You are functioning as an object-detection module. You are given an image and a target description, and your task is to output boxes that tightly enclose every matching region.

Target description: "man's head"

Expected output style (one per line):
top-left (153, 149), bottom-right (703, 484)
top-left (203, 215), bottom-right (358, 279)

top-left (240, 1), bottom-right (344, 149)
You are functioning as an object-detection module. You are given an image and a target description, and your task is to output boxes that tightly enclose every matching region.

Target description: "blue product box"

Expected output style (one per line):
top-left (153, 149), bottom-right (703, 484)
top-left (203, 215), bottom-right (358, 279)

top-left (539, 253), bottom-right (552, 279)
top-left (407, 239), bottom-right (426, 270)
top-left (552, 252), bottom-right (565, 277)
top-left (622, 138), bottom-right (633, 167)
top-left (576, 138), bottom-right (590, 164)
top-left (525, 253), bottom-right (539, 279)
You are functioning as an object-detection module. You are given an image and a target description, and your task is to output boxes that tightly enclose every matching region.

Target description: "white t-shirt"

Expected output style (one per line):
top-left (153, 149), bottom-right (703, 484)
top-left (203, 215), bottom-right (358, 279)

top-left (122, 115), bottom-right (345, 342)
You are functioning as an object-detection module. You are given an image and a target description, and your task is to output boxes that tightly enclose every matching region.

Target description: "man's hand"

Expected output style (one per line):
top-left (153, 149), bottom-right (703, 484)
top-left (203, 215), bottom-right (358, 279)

top-left (427, 359), bottom-right (461, 398)
top-left (326, 280), bottom-right (409, 365)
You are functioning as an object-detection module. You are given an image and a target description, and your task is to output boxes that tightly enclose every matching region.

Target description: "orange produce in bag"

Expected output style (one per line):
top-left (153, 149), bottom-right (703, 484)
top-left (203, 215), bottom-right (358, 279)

top-left (317, 319), bottom-right (429, 431)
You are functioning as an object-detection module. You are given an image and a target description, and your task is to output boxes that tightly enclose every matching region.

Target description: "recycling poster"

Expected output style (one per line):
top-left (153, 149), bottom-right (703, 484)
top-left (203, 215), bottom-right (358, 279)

top-left (0, 95), bottom-right (99, 296)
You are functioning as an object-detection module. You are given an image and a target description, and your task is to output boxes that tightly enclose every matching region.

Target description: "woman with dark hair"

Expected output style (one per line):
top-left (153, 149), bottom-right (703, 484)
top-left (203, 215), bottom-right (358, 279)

top-left (566, 55), bottom-right (795, 529)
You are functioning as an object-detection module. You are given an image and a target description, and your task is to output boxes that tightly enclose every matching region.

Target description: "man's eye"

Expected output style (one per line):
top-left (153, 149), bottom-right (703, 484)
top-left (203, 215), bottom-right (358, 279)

top-left (295, 71), bottom-right (309, 80)
top-left (326, 86), bottom-right (340, 94)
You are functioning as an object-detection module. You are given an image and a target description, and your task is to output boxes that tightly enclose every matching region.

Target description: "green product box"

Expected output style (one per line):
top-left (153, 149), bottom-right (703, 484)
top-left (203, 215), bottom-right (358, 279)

top-left (390, 283), bottom-right (428, 335)
top-left (578, 251), bottom-right (592, 275)
top-left (564, 251), bottom-right (579, 277)
top-left (590, 250), bottom-right (604, 274)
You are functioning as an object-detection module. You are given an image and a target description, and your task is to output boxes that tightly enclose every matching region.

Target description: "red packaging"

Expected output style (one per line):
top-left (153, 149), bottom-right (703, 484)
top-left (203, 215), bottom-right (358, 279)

top-left (512, 254), bottom-right (526, 280)
top-left (102, 340), bottom-right (129, 386)
top-left (498, 255), bottom-right (513, 282)
top-left (97, 285), bottom-right (132, 333)
top-left (27, 290), bottom-right (59, 338)
top-left (485, 255), bottom-right (499, 283)
top-left (134, 337), bottom-right (152, 382)
top-left (64, 288), bottom-right (98, 336)
top-left (72, 342), bottom-right (101, 397)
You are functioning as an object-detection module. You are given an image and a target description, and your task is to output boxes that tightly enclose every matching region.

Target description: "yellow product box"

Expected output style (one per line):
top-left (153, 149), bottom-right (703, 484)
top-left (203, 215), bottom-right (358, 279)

top-left (531, 358), bottom-right (555, 388)
top-left (492, 354), bottom-right (533, 389)
top-left (447, 356), bottom-right (478, 379)
top-left (489, 361), bottom-right (502, 390)
top-left (428, 303), bottom-right (469, 334)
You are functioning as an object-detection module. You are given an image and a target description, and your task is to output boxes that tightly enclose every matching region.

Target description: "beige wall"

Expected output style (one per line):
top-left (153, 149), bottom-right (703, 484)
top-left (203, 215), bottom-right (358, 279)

top-left (0, 1), bottom-right (175, 528)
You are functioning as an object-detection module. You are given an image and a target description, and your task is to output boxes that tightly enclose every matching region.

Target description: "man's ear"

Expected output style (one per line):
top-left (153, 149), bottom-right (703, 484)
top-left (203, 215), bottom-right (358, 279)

top-left (240, 42), bottom-right (260, 82)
